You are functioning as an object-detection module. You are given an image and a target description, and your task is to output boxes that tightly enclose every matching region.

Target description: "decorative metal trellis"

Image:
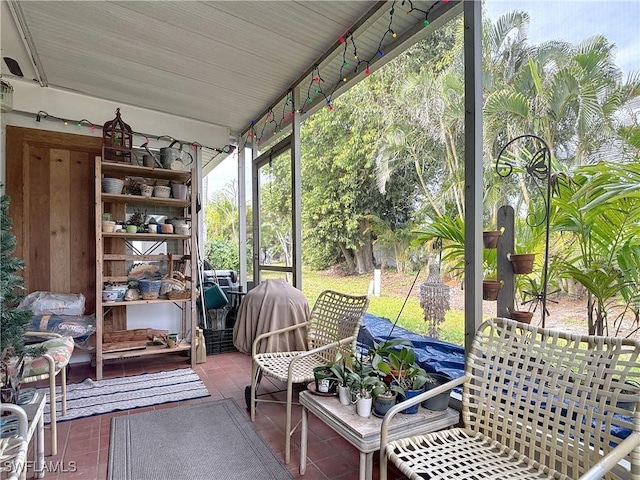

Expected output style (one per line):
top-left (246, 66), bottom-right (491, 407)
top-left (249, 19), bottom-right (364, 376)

top-left (495, 134), bottom-right (552, 327)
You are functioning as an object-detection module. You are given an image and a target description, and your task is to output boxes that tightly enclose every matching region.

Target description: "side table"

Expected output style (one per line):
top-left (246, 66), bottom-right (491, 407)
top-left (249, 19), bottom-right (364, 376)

top-left (299, 390), bottom-right (459, 480)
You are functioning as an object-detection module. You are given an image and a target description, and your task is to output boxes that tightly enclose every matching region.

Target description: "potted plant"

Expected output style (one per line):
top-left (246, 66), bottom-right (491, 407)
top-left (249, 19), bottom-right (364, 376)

top-left (482, 249), bottom-right (501, 301)
top-left (328, 352), bottom-right (354, 405)
top-left (375, 346), bottom-right (428, 414)
top-left (0, 190), bottom-right (33, 403)
top-left (367, 337), bottom-right (411, 383)
top-left (508, 276), bottom-right (537, 324)
top-left (420, 372), bottom-right (453, 411)
top-left (371, 382), bottom-right (400, 417)
top-left (347, 367), bottom-right (381, 418)
top-left (126, 209), bottom-right (147, 233)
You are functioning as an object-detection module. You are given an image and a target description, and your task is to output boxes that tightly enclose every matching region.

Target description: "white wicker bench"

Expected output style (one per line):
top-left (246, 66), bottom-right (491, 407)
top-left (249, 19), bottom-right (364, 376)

top-left (380, 317), bottom-right (640, 480)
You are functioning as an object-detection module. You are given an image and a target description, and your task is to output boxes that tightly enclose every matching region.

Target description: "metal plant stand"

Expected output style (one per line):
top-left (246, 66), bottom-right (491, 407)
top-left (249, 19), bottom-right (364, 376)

top-left (495, 134), bottom-right (552, 327)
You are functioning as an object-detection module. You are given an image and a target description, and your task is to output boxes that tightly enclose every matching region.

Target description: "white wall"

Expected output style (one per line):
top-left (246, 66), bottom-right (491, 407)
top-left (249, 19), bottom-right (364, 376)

top-left (1, 78), bottom-right (229, 182)
top-left (1, 78), bottom-right (229, 363)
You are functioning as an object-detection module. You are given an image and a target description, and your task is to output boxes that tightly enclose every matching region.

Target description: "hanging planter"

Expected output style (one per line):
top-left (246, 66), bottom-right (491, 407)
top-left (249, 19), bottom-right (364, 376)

top-left (482, 280), bottom-right (502, 301)
top-left (509, 253), bottom-right (535, 274)
top-left (483, 230), bottom-right (502, 249)
top-left (509, 310), bottom-right (534, 324)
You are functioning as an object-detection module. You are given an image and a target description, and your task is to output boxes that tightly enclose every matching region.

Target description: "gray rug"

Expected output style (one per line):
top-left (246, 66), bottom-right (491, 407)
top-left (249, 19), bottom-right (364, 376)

top-left (108, 398), bottom-right (293, 480)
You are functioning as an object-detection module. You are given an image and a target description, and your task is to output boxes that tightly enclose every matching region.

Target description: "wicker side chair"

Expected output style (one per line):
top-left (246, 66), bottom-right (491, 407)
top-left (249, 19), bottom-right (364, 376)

top-left (380, 317), bottom-right (640, 480)
top-left (21, 333), bottom-right (74, 456)
top-left (250, 290), bottom-right (369, 464)
top-left (0, 404), bottom-right (29, 480)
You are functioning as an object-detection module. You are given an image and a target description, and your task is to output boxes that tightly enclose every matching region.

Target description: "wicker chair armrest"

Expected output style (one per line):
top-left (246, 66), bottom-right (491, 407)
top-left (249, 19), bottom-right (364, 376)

top-left (287, 335), bottom-right (356, 379)
top-left (380, 373), bottom-right (469, 462)
top-left (24, 331), bottom-right (63, 338)
top-left (0, 404), bottom-right (28, 439)
top-left (251, 321), bottom-right (310, 357)
top-left (22, 352), bottom-right (56, 383)
top-left (579, 432), bottom-right (640, 480)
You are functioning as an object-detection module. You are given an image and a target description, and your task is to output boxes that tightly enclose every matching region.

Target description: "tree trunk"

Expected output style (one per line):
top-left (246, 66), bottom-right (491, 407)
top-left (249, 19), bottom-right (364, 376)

top-left (338, 242), bottom-right (356, 274)
top-left (354, 219), bottom-right (375, 274)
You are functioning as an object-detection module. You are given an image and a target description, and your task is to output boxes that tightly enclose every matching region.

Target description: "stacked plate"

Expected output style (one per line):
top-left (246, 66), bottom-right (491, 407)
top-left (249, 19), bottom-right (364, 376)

top-left (102, 178), bottom-right (124, 194)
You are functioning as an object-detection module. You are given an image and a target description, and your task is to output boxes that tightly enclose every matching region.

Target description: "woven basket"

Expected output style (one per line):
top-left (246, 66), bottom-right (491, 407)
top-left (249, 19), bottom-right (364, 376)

top-left (167, 290), bottom-right (192, 300)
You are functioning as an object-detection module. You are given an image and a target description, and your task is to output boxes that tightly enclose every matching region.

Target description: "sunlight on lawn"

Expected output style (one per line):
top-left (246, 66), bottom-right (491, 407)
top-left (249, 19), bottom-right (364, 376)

top-left (301, 268), bottom-right (465, 346)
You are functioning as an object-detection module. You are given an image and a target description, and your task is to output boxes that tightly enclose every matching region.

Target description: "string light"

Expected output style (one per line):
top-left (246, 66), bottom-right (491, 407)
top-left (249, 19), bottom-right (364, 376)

top-left (244, 0), bottom-right (446, 148)
top-left (32, 110), bottom-right (235, 157)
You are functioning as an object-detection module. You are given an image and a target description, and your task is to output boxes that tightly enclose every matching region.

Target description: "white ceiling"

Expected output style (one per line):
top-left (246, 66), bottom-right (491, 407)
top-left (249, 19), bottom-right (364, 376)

top-left (1, 0), bottom-right (461, 139)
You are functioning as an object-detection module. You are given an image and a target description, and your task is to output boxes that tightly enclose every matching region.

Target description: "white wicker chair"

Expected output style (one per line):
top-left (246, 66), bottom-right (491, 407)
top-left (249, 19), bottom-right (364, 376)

top-left (0, 404), bottom-right (29, 480)
top-left (250, 290), bottom-right (369, 464)
top-left (380, 317), bottom-right (640, 480)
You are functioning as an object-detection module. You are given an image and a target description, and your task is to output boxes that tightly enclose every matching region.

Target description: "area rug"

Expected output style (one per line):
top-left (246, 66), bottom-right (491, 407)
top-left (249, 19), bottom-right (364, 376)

top-left (108, 398), bottom-right (292, 480)
top-left (38, 368), bottom-right (210, 424)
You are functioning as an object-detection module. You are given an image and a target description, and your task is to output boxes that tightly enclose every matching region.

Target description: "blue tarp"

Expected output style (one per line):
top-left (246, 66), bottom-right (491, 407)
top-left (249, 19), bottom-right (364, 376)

top-left (356, 313), bottom-right (465, 380)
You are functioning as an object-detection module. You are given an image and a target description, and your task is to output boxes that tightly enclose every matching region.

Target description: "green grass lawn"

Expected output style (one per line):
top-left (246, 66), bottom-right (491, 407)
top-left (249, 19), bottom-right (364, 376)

top-left (300, 268), bottom-right (465, 346)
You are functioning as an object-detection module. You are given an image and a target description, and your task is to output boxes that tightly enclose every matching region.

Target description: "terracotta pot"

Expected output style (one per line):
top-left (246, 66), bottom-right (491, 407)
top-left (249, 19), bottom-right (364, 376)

top-left (509, 253), bottom-right (535, 274)
top-left (483, 230), bottom-right (502, 249)
top-left (510, 310), bottom-right (534, 324)
top-left (482, 280), bottom-right (502, 301)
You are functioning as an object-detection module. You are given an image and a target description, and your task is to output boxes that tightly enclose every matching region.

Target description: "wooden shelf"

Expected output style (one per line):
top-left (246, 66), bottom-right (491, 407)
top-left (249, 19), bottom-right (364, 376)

top-left (101, 193), bottom-right (190, 208)
top-left (95, 154), bottom-right (197, 380)
top-left (103, 298), bottom-right (191, 306)
top-left (102, 343), bottom-right (191, 360)
top-left (100, 159), bottom-right (191, 182)
top-left (102, 232), bottom-right (190, 240)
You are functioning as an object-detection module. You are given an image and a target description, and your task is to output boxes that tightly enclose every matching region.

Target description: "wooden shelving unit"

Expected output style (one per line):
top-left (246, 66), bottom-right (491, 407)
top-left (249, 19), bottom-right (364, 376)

top-left (94, 150), bottom-right (197, 379)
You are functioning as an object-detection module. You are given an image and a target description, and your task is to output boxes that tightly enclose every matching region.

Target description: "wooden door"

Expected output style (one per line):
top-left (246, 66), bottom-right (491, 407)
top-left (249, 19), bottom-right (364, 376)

top-left (5, 126), bottom-right (102, 314)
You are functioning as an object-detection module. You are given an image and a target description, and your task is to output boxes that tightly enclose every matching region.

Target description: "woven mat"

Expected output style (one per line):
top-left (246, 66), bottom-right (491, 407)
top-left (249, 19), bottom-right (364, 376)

top-left (108, 398), bottom-right (293, 480)
top-left (37, 368), bottom-right (210, 424)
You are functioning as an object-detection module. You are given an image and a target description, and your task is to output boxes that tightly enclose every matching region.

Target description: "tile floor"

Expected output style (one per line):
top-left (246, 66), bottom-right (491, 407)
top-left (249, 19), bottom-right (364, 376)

top-left (22, 351), bottom-right (409, 480)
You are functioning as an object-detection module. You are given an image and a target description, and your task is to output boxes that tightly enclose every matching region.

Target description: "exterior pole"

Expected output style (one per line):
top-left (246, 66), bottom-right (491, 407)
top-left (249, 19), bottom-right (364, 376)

top-left (463, 0), bottom-right (483, 353)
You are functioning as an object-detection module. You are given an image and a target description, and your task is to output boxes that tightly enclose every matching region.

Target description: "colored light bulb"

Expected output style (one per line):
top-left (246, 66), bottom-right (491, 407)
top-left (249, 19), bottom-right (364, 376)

top-left (339, 36), bottom-right (346, 43)
top-left (365, 67), bottom-right (371, 75)
top-left (423, 19), bottom-right (429, 26)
